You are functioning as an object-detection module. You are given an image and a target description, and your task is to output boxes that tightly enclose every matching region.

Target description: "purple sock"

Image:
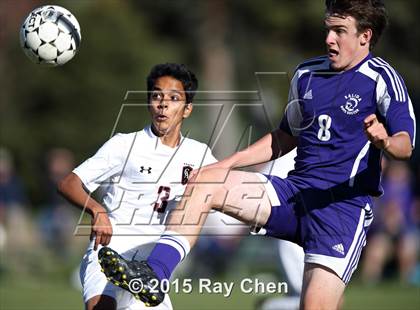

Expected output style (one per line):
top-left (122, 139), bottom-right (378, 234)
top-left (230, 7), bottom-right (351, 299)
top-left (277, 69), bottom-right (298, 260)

top-left (147, 243), bottom-right (181, 281)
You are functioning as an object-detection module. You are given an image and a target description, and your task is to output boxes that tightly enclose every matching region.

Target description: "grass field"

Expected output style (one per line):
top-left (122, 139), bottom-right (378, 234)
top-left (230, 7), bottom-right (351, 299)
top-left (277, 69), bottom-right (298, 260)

top-left (1, 237), bottom-right (418, 310)
top-left (1, 275), bottom-right (419, 310)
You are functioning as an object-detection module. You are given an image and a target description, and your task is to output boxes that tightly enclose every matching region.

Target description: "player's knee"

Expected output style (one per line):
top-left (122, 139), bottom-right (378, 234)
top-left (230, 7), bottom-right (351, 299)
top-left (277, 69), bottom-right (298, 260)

top-left (86, 294), bottom-right (116, 310)
top-left (301, 293), bottom-right (337, 310)
top-left (300, 294), bottom-right (323, 310)
top-left (186, 168), bottom-right (229, 211)
top-left (190, 167), bottom-right (228, 184)
top-left (188, 168), bottom-right (226, 191)
top-left (301, 264), bottom-right (344, 310)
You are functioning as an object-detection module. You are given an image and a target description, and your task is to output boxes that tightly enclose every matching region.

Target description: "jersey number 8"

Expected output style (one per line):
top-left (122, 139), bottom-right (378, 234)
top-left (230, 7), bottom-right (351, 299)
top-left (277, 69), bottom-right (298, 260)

top-left (317, 114), bottom-right (332, 141)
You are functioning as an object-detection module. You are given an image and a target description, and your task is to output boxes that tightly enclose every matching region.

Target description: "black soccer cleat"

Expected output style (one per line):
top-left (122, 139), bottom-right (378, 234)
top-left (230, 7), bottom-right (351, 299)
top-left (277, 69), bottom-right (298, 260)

top-left (98, 246), bottom-right (164, 307)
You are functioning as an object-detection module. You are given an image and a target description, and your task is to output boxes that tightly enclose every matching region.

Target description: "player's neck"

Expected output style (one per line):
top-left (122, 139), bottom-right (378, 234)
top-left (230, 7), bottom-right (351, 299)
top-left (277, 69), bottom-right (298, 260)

top-left (160, 133), bottom-right (181, 148)
top-left (151, 124), bottom-right (182, 148)
top-left (344, 49), bottom-right (371, 72)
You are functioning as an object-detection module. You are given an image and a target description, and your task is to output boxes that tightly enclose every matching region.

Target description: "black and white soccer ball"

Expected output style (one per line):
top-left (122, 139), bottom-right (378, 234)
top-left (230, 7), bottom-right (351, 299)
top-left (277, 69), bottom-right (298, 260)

top-left (20, 5), bottom-right (81, 66)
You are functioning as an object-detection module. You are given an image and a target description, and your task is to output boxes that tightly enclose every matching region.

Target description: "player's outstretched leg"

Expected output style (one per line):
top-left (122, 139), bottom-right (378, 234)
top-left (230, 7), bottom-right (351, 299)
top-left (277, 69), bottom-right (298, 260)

top-left (98, 247), bottom-right (164, 307)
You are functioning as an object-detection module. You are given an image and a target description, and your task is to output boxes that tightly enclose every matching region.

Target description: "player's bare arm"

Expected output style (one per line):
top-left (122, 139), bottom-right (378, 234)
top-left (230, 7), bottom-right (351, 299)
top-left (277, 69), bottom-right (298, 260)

top-left (364, 114), bottom-right (412, 160)
top-left (224, 128), bottom-right (297, 168)
top-left (58, 172), bottom-right (112, 250)
top-left (188, 129), bottom-right (297, 184)
top-left (198, 128), bottom-right (297, 172)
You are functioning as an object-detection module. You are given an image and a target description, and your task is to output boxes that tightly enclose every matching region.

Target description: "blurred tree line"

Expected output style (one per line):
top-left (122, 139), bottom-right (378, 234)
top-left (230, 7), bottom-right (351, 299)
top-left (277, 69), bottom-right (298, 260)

top-left (1, 0), bottom-right (419, 206)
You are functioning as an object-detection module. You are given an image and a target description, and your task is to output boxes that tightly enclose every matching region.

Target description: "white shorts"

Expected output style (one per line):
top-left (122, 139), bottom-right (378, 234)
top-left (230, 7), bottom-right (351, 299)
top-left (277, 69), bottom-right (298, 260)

top-left (80, 240), bottom-right (173, 310)
top-left (278, 240), bottom-right (304, 294)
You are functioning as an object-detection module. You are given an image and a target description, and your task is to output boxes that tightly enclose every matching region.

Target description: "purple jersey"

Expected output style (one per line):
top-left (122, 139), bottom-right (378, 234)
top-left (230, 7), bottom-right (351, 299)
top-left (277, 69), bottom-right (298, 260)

top-left (280, 53), bottom-right (416, 196)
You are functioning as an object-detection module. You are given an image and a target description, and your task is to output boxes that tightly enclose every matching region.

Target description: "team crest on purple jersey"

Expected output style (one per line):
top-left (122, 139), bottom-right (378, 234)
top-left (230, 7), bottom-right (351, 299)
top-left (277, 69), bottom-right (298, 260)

top-left (181, 165), bottom-right (193, 185)
top-left (341, 93), bottom-right (361, 115)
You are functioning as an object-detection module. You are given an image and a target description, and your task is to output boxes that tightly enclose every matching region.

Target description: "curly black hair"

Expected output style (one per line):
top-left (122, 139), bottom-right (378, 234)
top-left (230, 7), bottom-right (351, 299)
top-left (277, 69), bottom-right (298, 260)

top-left (147, 63), bottom-right (198, 104)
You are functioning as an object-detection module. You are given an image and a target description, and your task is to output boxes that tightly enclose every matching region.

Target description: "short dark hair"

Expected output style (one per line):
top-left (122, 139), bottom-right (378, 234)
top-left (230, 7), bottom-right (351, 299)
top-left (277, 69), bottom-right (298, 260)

top-left (147, 63), bottom-right (198, 104)
top-left (325, 0), bottom-right (388, 49)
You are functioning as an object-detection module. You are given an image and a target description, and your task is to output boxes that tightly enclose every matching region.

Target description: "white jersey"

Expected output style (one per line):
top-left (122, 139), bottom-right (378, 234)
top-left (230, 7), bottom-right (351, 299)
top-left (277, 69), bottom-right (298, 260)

top-left (73, 125), bottom-right (216, 246)
top-left (76, 126), bottom-right (216, 309)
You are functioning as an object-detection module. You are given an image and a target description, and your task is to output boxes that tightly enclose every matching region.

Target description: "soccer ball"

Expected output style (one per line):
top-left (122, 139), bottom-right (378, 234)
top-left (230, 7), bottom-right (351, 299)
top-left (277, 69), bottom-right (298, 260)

top-left (20, 5), bottom-right (81, 66)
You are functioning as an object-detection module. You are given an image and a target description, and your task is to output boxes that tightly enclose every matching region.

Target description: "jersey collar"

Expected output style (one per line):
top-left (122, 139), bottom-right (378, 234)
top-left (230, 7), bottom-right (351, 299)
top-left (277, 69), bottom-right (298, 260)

top-left (328, 52), bottom-right (373, 73)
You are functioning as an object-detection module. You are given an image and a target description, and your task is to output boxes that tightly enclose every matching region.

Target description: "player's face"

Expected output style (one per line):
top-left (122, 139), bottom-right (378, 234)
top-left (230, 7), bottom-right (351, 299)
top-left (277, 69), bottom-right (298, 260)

top-left (325, 15), bottom-right (371, 71)
top-left (149, 76), bottom-right (192, 137)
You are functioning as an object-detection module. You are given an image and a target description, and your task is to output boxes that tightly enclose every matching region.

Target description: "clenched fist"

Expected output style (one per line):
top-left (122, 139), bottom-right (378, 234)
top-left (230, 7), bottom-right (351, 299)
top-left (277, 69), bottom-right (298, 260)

top-left (364, 114), bottom-right (389, 150)
top-left (91, 208), bottom-right (113, 250)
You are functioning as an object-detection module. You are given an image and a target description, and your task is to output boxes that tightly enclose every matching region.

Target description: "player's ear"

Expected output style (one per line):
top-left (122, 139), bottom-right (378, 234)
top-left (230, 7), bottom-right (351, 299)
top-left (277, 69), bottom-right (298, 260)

top-left (360, 28), bottom-right (372, 47)
top-left (183, 103), bottom-right (193, 119)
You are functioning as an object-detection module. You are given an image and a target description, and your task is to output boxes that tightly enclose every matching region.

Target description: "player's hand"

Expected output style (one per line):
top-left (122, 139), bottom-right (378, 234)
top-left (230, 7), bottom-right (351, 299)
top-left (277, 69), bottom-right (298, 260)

top-left (364, 114), bottom-right (390, 150)
top-left (91, 208), bottom-right (113, 251)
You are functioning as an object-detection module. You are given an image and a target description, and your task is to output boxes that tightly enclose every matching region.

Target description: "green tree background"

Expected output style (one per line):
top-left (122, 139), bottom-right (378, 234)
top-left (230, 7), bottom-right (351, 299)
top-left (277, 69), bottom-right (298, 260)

top-left (0, 1), bottom-right (419, 309)
top-left (1, 0), bottom-right (418, 204)
top-left (0, 0), bottom-right (420, 202)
